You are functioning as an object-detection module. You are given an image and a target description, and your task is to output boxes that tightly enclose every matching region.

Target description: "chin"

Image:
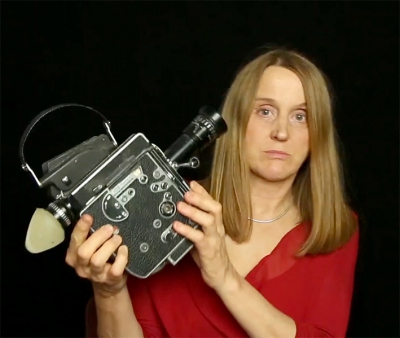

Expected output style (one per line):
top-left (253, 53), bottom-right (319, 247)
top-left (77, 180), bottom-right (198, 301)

top-left (251, 167), bottom-right (297, 183)
top-left (263, 175), bottom-right (292, 183)
top-left (252, 173), bottom-right (290, 183)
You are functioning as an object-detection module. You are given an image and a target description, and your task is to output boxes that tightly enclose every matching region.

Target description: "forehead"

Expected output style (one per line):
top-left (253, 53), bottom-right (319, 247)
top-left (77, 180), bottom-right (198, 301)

top-left (256, 66), bottom-right (306, 105)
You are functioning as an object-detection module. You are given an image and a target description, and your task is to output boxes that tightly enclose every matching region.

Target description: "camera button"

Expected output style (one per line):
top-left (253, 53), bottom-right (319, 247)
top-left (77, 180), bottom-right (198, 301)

top-left (153, 219), bottom-right (162, 228)
top-left (140, 243), bottom-right (149, 253)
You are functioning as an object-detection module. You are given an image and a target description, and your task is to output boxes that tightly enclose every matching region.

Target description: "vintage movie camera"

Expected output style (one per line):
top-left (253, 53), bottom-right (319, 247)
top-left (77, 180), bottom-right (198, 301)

top-left (20, 103), bottom-right (227, 278)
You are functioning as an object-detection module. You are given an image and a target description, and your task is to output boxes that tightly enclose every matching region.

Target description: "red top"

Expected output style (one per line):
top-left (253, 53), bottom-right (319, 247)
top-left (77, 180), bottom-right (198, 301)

top-left (127, 222), bottom-right (359, 338)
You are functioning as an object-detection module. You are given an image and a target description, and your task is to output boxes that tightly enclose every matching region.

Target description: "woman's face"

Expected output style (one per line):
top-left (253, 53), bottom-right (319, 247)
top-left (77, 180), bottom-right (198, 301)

top-left (244, 66), bottom-right (310, 183)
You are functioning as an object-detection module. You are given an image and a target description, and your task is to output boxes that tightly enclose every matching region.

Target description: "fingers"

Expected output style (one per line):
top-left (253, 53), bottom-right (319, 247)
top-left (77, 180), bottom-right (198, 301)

top-left (173, 221), bottom-right (205, 244)
top-left (65, 215), bottom-right (129, 292)
top-left (177, 200), bottom-right (225, 237)
top-left (190, 180), bottom-right (208, 196)
top-left (66, 215), bottom-right (93, 267)
top-left (184, 190), bottom-right (222, 216)
top-left (76, 225), bottom-right (115, 266)
top-left (68, 214), bottom-right (93, 254)
top-left (108, 245), bottom-right (129, 279)
top-left (89, 235), bottom-right (123, 274)
top-left (177, 201), bottom-right (215, 229)
top-left (188, 182), bottom-right (223, 223)
top-left (178, 181), bottom-right (224, 234)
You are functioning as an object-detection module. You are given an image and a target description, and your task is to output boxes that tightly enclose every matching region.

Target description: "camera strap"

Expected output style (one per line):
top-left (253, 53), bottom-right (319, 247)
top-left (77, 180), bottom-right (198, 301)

top-left (19, 103), bottom-right (118, 187)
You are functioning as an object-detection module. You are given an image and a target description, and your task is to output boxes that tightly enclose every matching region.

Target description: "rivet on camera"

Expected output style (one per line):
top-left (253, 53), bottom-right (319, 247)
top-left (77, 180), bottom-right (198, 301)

top-left (140, 243), bottom-right (149, 253)
top-left (61, 176), bottom-right (71, 186)
top-left (153, 219), bottom-right (162, 228)
top-left (139, 175), bottom-right (148, 184)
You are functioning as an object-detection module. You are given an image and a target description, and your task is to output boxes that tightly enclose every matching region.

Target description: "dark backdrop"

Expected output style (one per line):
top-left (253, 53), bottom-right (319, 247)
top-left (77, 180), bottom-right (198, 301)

top-left (2, 2), bottom-right (398, 337)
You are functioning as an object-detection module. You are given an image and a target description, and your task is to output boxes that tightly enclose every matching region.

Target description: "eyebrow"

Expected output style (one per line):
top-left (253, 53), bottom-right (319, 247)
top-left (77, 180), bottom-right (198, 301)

top-left (255, 97), bottom-right (307, 108)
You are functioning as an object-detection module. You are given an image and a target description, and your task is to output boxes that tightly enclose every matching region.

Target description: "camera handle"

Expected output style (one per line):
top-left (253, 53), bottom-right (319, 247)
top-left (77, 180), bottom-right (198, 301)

top-left (19, 103), bottom-right (118, 187)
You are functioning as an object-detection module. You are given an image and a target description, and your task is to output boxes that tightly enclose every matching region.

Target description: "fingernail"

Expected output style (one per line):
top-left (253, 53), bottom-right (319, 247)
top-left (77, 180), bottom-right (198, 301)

top-left (82, 214), bottom-right (92, 223)
top-left (119, 245), bottom-right (128, 253)
top-left (102, 224), bottom-right (113, 232)
top-left (112, 226), bottom-right (120, 236)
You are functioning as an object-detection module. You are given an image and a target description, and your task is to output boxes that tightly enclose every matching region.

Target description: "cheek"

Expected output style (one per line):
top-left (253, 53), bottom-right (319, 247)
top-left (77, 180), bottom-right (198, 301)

top-left (294, 130), bottom-right (310, 155)
top-left (245, 130), bottom-right (261, 156)
top-left (245, 117), bottom-right (266, 145)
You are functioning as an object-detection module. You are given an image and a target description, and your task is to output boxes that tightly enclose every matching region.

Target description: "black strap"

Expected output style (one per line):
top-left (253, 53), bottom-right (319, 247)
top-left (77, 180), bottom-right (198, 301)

top-left (19, 103), bottom-right (111, 169)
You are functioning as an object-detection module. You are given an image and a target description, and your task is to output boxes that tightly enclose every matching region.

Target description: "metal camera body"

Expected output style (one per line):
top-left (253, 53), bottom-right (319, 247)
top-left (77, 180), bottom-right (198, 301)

top-left (20, 104), bottom-right (227, 278)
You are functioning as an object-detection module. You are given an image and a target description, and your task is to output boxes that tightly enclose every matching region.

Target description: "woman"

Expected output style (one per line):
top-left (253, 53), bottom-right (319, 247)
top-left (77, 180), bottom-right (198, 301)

top-left (66, 48), bottom-right (359, 338)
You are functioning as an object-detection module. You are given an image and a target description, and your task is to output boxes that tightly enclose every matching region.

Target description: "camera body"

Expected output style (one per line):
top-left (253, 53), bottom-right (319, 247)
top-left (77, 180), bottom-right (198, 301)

top-left (20, 104), bottom-right (227, 278)
top-left (77, 133), bottom-right (198, 278)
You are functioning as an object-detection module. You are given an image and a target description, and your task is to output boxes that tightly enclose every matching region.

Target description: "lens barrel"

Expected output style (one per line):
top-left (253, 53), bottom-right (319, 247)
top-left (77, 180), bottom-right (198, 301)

top-left (164, 106), bottom-right (227, 164)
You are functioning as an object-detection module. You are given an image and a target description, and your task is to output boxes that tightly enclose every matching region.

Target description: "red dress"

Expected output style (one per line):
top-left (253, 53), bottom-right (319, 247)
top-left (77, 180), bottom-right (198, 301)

top-left (127, 221), bottom-right (359, 338)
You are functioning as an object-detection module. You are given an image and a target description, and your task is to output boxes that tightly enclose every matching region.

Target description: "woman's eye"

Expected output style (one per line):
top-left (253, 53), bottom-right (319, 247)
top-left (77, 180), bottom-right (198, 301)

top-left (259, 109), bottom-right (272, 116)
top-left (295, 113), bottom-right (306, 122)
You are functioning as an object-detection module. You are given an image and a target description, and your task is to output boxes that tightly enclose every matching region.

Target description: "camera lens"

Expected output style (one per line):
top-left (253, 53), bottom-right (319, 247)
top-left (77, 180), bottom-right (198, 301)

top-left (196, 105), bottom-right (228, 139)
top-left (163, 106), bottom-right (228, 164)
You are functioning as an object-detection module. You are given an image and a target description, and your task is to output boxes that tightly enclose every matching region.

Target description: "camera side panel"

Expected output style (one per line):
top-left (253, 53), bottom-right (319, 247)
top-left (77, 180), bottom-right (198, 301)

top-left (82, 151), bottom-right (196, 278)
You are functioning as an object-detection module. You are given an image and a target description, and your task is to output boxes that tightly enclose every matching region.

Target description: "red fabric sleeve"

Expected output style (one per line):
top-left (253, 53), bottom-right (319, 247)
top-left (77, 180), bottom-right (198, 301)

top-left (126, 276), bottom-right (168, 338)
top-left (294, 229), bottom-right (360, 338)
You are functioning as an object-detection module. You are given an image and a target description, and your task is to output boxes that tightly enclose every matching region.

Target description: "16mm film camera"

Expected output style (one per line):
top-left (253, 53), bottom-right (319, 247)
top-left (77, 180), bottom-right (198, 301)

top-left (20, 104), bottom-right (227, 278)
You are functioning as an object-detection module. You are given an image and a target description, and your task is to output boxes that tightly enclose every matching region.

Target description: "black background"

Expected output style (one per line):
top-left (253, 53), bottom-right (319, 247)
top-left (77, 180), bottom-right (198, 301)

top-left (2, 2), bottom-right (399, 337)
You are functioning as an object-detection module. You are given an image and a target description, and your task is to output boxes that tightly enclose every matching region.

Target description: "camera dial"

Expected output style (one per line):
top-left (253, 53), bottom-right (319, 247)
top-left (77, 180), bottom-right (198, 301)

top-left (159, 201), bottom-right (176, 218)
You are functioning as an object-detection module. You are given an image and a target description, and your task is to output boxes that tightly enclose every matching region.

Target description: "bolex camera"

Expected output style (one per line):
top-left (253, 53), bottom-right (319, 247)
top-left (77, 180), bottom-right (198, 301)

top-left (20, 103), bottom-right (227, 278)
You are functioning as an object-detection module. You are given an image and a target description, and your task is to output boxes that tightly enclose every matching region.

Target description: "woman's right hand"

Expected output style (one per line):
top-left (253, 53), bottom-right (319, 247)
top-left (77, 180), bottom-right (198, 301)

top-left (65, 214), bottom-right (129, 297)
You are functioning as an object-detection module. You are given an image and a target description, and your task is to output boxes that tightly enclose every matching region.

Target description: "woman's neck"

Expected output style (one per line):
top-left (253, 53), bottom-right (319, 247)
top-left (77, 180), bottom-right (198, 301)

top-left (249, 174), bottom-right (295, 220)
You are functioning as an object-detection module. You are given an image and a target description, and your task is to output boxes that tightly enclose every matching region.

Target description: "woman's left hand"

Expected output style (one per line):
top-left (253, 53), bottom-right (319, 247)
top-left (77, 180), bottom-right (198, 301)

top-left (173, 180), bottom-right (238, 292)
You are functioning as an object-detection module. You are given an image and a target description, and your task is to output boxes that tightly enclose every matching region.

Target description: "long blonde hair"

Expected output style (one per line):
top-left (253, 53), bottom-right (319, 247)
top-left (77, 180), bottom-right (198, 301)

top-left (204, 48), bottom-right (358, 256)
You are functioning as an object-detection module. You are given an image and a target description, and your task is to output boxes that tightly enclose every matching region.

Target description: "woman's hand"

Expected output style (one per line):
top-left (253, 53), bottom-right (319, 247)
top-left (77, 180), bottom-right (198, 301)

top-left (65, 214), bottom-right (129, 298)
top-left (173, 181), bottom-right (238, 292)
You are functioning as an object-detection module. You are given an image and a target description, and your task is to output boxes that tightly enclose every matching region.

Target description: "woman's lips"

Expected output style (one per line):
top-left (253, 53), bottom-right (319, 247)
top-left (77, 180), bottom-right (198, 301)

top-left (264, 150), bottom-right (290, 159)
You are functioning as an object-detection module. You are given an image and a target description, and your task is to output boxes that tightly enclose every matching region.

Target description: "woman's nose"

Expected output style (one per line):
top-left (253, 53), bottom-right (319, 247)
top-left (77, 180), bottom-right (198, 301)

top-left (270, 116), bottom-right (289, 141)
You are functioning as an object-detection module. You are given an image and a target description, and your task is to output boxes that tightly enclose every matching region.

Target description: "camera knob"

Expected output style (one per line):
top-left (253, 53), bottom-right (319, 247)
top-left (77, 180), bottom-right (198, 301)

top-left (159, 201), bottom-right (176, 218)
top-left (47, 201), bottom-right (73, 227)
top-left (161, 227), bottom-right (177, 243)
top-left (164, 232), bottom-right (175, 242)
